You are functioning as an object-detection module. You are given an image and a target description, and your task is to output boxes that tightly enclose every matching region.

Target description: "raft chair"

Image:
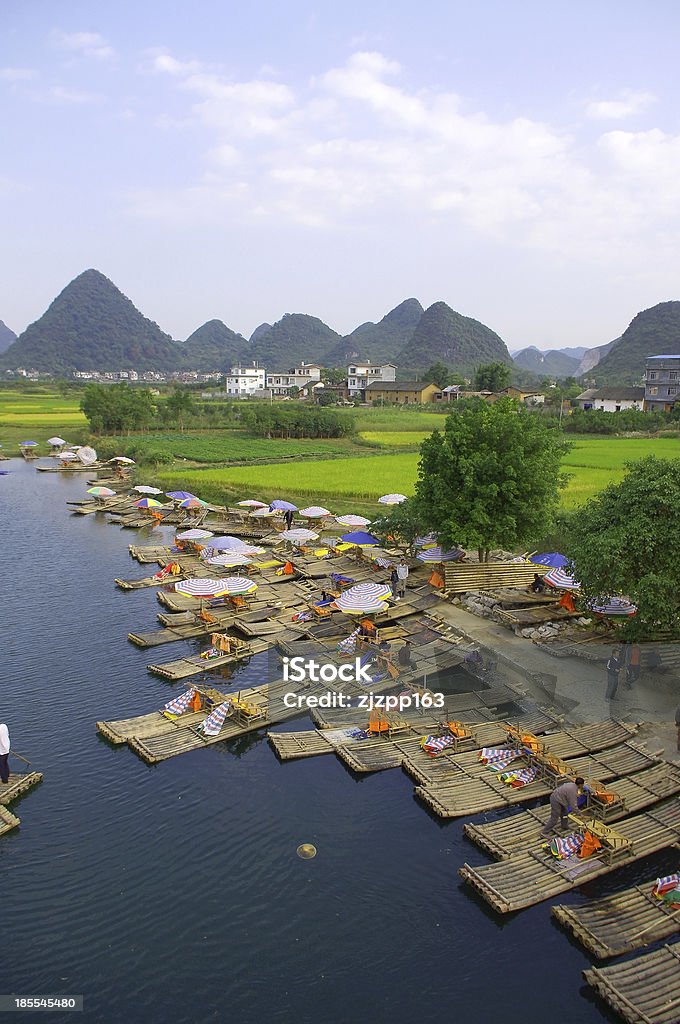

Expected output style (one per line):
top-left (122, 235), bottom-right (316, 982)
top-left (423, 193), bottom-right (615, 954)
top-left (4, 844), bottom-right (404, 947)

top-left (498, 766), bottom-right (538, 788)
top-left (567, 817), bottom-right (631, 865)
top-left (420, 734), bottom-right (457, 757)
top-left (653, 875), bottom-right (680, 906)
top-left (195, 700), bottom-right (233, 737)
top-left (161, 688), bottom-right (199, 720)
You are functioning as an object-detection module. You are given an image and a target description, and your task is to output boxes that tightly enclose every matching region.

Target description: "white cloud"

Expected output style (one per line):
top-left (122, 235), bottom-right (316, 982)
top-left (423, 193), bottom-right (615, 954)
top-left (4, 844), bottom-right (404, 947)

top-left (585, 89), bottom-right (656, 120)
top-left (0, 67), bottom-right (36, 81)
top-left (42, 85), bottom-right (101, 105)
top-left (128, 49), bottom-right (678, 267)
top-left (52, 30), bottom-right (115, 61)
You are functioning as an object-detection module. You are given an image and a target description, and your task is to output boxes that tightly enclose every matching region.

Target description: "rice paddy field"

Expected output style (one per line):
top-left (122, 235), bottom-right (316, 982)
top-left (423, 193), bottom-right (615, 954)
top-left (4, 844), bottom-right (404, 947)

top-left (98, 430), bottom-right (354, 463)
top-left (0, 390), bottom-right (88, 447)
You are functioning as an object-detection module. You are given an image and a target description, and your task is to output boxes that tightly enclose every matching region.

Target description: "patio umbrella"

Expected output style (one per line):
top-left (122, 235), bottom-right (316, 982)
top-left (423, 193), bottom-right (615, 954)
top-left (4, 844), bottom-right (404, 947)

top-left (299, 506), bottom-right (332, 518)
top-left (77, 446), bottom-right (97, 465)
top-left (216, 576), bottom-right (258, 596)
top-left (340, 531), bottom-right (380, 546)
top-left (134, 497), bottom-right (165, 509)
top-left (334, 593), bottom-right (389, 615)
top-left (204, 552), bottom-right (254, 567)
top-left (179, 497), bottom-right (208, 509)
top-left (176, 529), bottom-right (214, 541)
top-left (589, 598), bottom-right (637, 617)
top-left (336, 515), bottom-right (371, 528)
top-left (416, 547), bottom-right (465, 563)
top-left (529, 552), bottom-right (569, 569)
top-left (20, 440), bottom-right (38, 447)
top-left (270, 499), bottom-right (298, 511)
top-left (175, 578), bottom-right (232, 599)
top-left (544, 567), bottom-right (581, 590)
top-left (206, 536), bottom-right (253, 551)
top-left (134, 485), bottom-right (163, 495)
top-left (166, 490), bottom-right (197, 501)
top-left (249, 507), bottom-right (277, 517)
top-left (280, 528), bottom-right (319, 543)
top-left (200, 542), bottom-right (265, 560)
top-left (87, 486), bottom-right (116, 497)
top-left (58, 451), bottom-right (78, 462)
top-left (342, 581), bottom-right (392, 602)
top-left (378, 493), bottom-right (407, 505)
top-left (237, 500), bottom-right (268, 508)
top-left (108, 456), bottom-right (136, 465)
top-left (47, 436), bottom-right (66, 447)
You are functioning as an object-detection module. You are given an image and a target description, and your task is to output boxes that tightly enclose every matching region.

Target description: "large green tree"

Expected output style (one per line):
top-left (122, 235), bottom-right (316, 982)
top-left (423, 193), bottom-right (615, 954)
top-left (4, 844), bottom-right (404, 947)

top-left (371, 498), bottom-right (429, 554)
top-left (81, 382), bottom-right (155, 434)
top-left (474, 361), bottom-right (512, 392)
top-left (414, 399), bottom-right (568, 561)
top-left (566, 457), bottom-right (680, 636)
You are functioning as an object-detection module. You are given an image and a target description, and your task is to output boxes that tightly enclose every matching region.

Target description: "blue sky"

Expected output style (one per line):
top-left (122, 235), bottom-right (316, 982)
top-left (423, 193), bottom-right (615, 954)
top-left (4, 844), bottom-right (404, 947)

top-left (3, 0), bottom-right (680, 350)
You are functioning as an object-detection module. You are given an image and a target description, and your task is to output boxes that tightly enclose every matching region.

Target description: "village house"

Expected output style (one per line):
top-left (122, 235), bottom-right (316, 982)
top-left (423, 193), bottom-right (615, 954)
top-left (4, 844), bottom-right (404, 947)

top-left (347, 361), bottom-right (397, 397)
top-left (576, 386), bottom-right (645, 412)
top-left (266, 362), bottom-right (323, 398)
top-left (364, 380), bottom-right (442, 404)
top-left (644, 354), bottom-right (680, 412)
top-left (224, 364), bottom-right (266, 398)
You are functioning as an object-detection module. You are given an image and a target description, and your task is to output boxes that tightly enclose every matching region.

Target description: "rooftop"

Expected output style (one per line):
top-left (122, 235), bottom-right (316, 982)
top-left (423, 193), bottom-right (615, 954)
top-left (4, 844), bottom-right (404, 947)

top-left (647, 354), bottom-right (680, 360)
top-left (364, 380), bottom-right (438, 391)
top-left (577, 386), bottom-right (645, 401)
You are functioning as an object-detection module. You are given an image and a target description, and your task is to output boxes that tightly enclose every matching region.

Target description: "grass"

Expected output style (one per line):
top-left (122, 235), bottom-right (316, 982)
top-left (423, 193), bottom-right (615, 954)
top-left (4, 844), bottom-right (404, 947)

top-left (98, 430), bottom-right (355, 464)
top-left (359, 430), bottom-right (432, 447)
top-left (0, 390), bottom-right (88, 448)
top-left (350, 407), bottom-right (447, 431)
top-left (157, 435), bottom-right (680, 510)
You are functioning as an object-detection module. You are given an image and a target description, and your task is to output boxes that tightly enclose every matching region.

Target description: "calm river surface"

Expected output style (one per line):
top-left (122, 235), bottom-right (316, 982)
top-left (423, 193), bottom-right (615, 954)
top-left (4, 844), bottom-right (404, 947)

top-left (1, 458), bottom-right (674, 1024)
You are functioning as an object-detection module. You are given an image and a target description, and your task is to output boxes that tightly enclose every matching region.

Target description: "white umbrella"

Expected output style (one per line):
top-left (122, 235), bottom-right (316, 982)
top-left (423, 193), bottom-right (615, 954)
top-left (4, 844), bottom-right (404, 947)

top-left (47, 436), bottom-right (66, 447)
top-left (299, 506), bottom-right (332, 518)
top-left (175, 578), bottom-right (231, 599)
top-left (216, 576), bottom-right (258, 596)
top-left (77, 446), bottom-right (97, 465)
top-left (544, 567), bottom-right (581, 590)
top-left (204, 552), bottom-right (254, 567)
top-left (335, 515), bottom-right (371, 528)
top-left (416, 547), bottom-right (464, 563)
top-left (237, 499), bottom-right (268, 508)
top-left (58, 451), bottom-right (78, 462)
top-left (108, 456), bottom-right (136, 465)
top-left (250, 507), bottom-right (277, 518)
top-left (280, 528), bottom-right (319, 543)
top-left (378, 494), bottom-right (407, 505)
top-left (134, 485), bottom-right (163, 495)
top-left (334, 593), bottom-right (388, 615)
top-left (176, 529), bottom-right (214, 541)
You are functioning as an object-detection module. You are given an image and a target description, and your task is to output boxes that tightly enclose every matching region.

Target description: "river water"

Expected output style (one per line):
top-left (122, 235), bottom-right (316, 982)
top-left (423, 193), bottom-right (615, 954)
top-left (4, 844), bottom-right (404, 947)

top-left (1, 458), bottom-right (675, 1024)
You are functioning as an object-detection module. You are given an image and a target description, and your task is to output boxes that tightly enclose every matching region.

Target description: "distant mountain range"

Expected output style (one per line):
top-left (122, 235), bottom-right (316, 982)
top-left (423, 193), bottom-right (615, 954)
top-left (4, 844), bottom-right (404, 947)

top-left (0, 320), bottom-right (16, 354)
top-left (1, 269), bottom-right (677, 384)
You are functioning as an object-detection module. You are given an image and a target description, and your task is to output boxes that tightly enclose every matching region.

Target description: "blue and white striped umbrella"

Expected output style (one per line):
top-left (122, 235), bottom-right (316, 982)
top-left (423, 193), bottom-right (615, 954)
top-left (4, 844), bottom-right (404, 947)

top-left (378, 493), bottom-right (407, 504)
top-left (175, 578), bottom-right (231, 599)
top-left (162, 689), bottom-right (196, 716)
top-left (416, 547), bottom-right (464, 563)
top-left (342, 581), bottom-right (392, 602)
top-left (299, 505), bottom-right (332, 518)
top-left (176, 529), bottom-right (214, 541)
top-left (204, 552), bottom-right (254, 567)
top-left (334, 593), bottom-right (389, 615)
top-left (336, 515), bottom-right (371, 528)
top-left (589, 598), bottom-right (637, 617)
top-left (544, 567), bottom-right (581, 590)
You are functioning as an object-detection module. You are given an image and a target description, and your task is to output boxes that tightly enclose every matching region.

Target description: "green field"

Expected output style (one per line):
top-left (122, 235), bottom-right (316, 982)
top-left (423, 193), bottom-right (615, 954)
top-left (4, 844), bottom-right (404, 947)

top-left (98, 430), bottom-right (354, 464)
top-left (360, 430), bottom-right (432, 447)
top-left (0, 391), bottom-right (88, 449)
top-left (157, 435), bottom-right (680, 510)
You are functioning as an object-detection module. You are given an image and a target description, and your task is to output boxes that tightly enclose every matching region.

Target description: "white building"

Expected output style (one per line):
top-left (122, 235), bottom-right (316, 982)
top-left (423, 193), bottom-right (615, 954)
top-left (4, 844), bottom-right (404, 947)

top-left (224, 364), bottom-right (267, 398)
top-left (347, 361), bottom-right (397, 397)
top-left (575, 386), bottom-right (645, 412)
top-left (266, 362), bottom-right (323, 397)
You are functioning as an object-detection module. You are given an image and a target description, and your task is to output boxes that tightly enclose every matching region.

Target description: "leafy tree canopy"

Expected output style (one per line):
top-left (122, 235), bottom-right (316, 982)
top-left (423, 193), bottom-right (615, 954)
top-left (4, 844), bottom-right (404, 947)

top-left (474, 361), bottom-right (512, 392)
top-left (421, 361), bottom-right (464, 389)
top-left (80, 382), bottom-right (155, 434)
top-left (371, 498), bottom-right (429, 554)
top-left (414, 399), bottom-right (569, 560)
top-left (565, 457), bottom-right (680, 636)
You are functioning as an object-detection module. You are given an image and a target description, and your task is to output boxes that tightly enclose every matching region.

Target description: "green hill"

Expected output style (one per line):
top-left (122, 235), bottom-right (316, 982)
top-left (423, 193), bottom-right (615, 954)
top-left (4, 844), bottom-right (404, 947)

top-left (183, 319), bottom-right (248, 371)
top-left (0, 269), bottom-right (183, 373)
top-left (249, 312), bottom-right (342, 370)
top-left (396, 301), bottom-right (512, 374)
top-left (324, 298), bottom-right (424, 366)
top-left (590, 302), bottom-right (680, 384)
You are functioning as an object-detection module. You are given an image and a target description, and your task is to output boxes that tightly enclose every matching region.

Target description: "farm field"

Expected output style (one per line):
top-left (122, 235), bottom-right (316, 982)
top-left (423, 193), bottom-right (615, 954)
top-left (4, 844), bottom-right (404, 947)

top-left (359, 430), bottom-right (432, 446)
top-left (97, 430), bottom-right (354, 464)
top-left (157, 435), bottom-right (680, 510)
top-left (0, 390), bottom-right (88, 448)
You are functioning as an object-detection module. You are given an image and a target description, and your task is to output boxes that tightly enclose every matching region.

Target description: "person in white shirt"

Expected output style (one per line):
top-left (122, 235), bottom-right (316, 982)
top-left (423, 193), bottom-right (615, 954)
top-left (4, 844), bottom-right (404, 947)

top-left (396, 558), bottom-right (409, 598)
top-left (0, 723), bottom-right (10, 784)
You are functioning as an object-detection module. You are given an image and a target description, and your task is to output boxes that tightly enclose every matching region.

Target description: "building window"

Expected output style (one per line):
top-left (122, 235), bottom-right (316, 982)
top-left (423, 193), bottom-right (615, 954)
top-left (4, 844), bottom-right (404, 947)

top-left (669, 387), bottom-right (678, 395)
top-left (649, 371), bottom-right (657, 379)
top-left (671, 371), bottom-right (679, 380)
top-left (349, 367), bottom-right (356, 374)
top-left (649, 387), bottom-right (658, 395)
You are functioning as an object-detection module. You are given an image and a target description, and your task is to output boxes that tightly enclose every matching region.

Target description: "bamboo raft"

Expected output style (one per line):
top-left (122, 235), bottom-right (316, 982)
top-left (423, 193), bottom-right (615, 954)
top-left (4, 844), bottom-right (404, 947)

top-left (0, 771), bottom-right (44, 805)
top-left (459, 799), bottom-right (680, 914)
top-left (464, 762), bottom-right (680, 859)
top-left (416, 738), bottom-right (657, 820)
top-left (553, 876), bottom-right (680, 959)
top-left (0, 804), bottom-right (21, 836)
top-left (584, 940), bottom-right (680, 1023)
top-left (495, 605), bottom-right (582, 627)
top-left (147, 639), bottom-right (268, 680)
top-left (443, 561), bottom-right (543, 593)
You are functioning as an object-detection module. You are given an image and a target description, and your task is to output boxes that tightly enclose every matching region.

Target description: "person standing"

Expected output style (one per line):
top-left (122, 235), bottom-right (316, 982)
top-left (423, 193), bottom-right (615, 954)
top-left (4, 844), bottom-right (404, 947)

top-left (284, 509), bottom-right (294, 530)
top-left (0, 723), bottom-right (10, 785)
top-left (390, 566), bottom-right (399, 595)
top-left (625, 643), bottom-right (641, 688)
top-left (605, 648), bottom-right (622, 700)
top-left (396, 558), bottom-right (409, 599)
top-left (541, 776), bottom-right (585, 836)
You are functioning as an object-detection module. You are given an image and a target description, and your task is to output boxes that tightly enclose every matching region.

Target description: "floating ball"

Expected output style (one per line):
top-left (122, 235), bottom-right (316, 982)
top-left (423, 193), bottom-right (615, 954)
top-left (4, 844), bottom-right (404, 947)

top-left (297, 843), bottom-right (317, 859)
